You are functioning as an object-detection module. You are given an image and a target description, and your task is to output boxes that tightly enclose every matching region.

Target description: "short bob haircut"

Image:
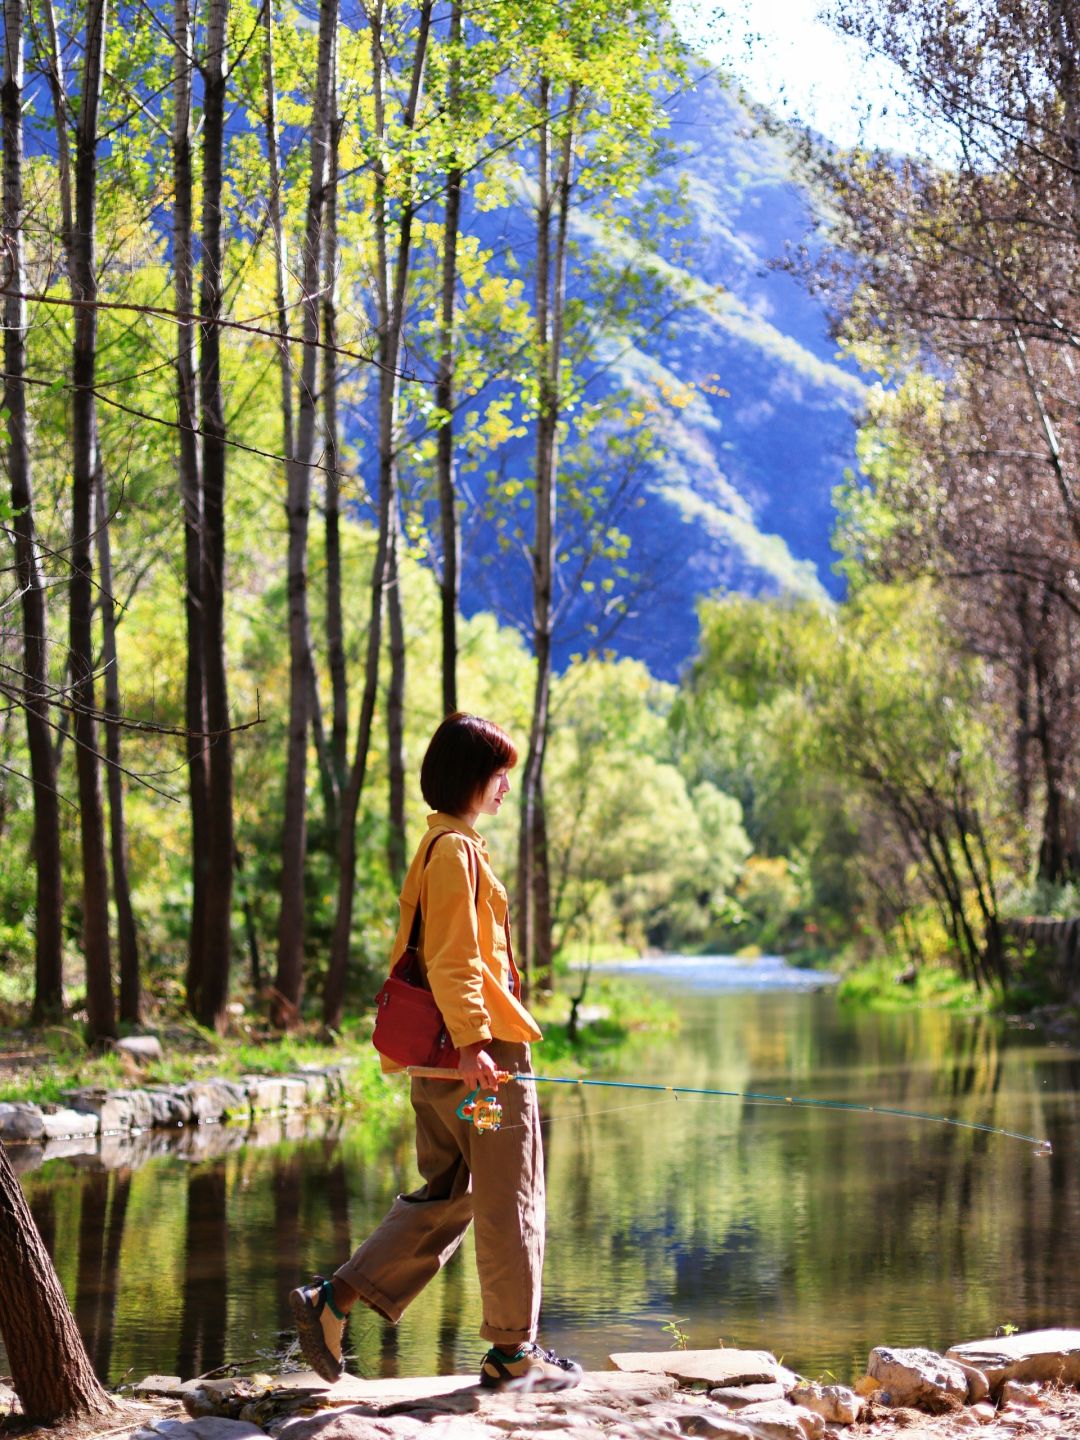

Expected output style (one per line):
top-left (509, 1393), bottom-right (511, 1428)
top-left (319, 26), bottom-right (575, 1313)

top-left (420, 712), bottom-right (518, 816)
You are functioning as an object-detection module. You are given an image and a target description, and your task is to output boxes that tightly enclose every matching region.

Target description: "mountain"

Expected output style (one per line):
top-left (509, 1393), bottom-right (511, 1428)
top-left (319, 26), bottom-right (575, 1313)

top-left (456, 68), bottom-right (864, 681)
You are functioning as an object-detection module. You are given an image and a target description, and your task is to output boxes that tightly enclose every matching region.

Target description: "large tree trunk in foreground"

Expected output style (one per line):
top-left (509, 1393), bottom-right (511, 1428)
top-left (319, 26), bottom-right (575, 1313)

top-left (2, 0), bottom-right (65, 1020)
top-left (0, 1140), bottom-right (115, 1420)
top-left (197, 0), bottom-right (235, 1031)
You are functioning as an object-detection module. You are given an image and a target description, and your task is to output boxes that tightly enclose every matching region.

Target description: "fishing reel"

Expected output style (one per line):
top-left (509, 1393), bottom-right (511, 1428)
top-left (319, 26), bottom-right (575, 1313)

top-left (456, 1086), bottom-right (504, 1134)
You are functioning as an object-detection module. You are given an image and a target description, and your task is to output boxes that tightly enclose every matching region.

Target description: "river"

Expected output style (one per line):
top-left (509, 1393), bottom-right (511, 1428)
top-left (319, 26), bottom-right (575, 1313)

top-left (5, 958), bottom-right (1079, 1388)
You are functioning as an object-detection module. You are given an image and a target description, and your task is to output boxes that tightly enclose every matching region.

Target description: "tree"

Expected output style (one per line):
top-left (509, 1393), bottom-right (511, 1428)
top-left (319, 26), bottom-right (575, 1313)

top-left (173, 0), bottom-right (212, 1017)
top-left (0, 1139), bottom-right (115, 1421)
top-left (270, 0), bottom-right (341, 1028)
top-left (1, 0), bottom-right (65, 1021)
top-left (68, 0), bottom-right (116, 1042)
top-left (323, 0), bottom-right (434, 1030)
top-left (810, 0), bottom-right (1080, 885)
top-left (197, 0), bottom-right (236, 1031)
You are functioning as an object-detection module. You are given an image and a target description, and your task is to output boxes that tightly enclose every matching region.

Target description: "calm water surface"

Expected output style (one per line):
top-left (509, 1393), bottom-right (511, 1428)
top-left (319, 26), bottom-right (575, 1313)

top-left (5, 959), bottom-right (1079, 1386)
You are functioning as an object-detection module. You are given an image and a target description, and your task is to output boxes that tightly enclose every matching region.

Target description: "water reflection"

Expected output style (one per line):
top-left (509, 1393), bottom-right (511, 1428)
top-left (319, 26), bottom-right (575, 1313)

top-left (2, 975), bottom-right (1077, 1388)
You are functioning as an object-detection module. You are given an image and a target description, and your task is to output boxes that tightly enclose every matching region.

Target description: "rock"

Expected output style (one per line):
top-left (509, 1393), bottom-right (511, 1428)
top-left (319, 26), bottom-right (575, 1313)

top-left (116, 1035), bottom-right (164, 1064)
top-left (135, 1376), bottom-right (186, 1397)
top-left (298, 1071), bottom-right (329, 1106)
top-left (787, 1383), bottom-right (859, 1426)
top-left (1001, 1380), bottom-right (1042, 1406)
top-left (676, 1413), bottom-right (757, 1438)
top-left (946, 1330), bottom-right (1080, 1392)
top-left (0, 1381), bottom-right (18, 1413)
top-left (954, 1361), bottom-right (991, 1404)
top-left (280, 1078), bottom-right (309, 1110)
top-left (40, 1107), bottom-right (100, 1140)
top-left (731, 1400), bottom-right (824, 1440)
top-left (609, 1349), bottom-right (785, 1388)
top-left (133, 1419), bottom-right (265, 1440)
top-left (146, 1088), bottom-right (190, 1126)
top-left (0, 1101), bottom-right (45, 1142)
top-left (181, 1081), bottom-right (247, 1124)
top-left (970, 1401), bottom-right (997, 1424)
top-left (867, 1345), bottom-right (968, 1413)
top-left (64, 1088), bottom-right (137, 1133)
top-left (709, 1384), bottom-right (787, 1410)
top-left (276, 1415), bottom-right (429, 1440)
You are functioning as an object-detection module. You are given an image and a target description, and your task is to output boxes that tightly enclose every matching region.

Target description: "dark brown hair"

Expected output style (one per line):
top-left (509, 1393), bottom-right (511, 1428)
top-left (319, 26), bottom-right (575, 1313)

top-left (420, 712), bottom-right (518, 815)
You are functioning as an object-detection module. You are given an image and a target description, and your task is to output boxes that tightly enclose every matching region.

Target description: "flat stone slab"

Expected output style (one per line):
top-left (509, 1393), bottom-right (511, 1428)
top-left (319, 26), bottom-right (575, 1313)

top-left (608, 1349), bottom-right (783, 1387)
top-left (290, 1370), bottom-right (675, 1407)
top-left (946, 1329), bottom-right (1080, 1389)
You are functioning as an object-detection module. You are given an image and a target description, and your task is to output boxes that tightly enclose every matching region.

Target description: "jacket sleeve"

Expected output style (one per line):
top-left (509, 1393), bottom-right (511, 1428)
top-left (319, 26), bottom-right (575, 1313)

top-left (420, 836), bottom-right (491, 1049)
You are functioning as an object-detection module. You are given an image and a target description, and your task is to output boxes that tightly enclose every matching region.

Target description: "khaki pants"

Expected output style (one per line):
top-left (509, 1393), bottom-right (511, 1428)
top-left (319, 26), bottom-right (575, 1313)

top-left (335, 1041), bottom-right (544, 1348)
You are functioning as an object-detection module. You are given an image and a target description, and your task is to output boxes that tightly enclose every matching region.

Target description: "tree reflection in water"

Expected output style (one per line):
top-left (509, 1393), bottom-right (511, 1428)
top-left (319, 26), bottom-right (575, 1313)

top-left (177, 1165), bottom-right (228, 1380)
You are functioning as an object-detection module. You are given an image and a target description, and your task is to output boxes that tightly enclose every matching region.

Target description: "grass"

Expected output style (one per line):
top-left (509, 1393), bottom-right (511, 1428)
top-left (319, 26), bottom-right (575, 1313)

top-left (836, 955), bottom-right (983, 1012)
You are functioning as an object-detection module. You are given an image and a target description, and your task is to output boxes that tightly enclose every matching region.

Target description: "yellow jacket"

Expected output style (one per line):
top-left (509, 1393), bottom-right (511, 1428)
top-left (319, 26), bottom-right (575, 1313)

top-left (382, 813), bottom-right (541, 1069)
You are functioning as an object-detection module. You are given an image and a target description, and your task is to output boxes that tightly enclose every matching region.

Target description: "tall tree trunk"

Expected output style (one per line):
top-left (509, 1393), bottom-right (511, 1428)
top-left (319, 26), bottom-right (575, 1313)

top-left (271, 0), bottom-right (340, 1028)
top-left (70, 0), bottom-right (115, 1042)
top-left (2, 0), bottom-right (64, 1019)
top-left (517, 78), bottom-right (575, 990)
top-left (531, 778), bottom-right (553, 990)
top-left (322, 0), bottom-right (432, 1030)
top-left (198, 0), bottom-right (235, 1032)
top-left (436, 0), bottom-right (463, 717)
top-left (386, 511), bottom-right (406, 886)
top-left (93, 462), bottom-right (140, 1022)
top-left (173, 0), bottom-right (210, 1016)
top-left (323, 77), bottom-right (348, 799)
top-left (0, 1140), bottom-right (115, 1420)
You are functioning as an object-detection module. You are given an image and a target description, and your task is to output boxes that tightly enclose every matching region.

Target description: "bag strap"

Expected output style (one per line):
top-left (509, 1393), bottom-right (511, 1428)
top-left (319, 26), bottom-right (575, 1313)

top-left (403, 829), bottom-right (480, 955)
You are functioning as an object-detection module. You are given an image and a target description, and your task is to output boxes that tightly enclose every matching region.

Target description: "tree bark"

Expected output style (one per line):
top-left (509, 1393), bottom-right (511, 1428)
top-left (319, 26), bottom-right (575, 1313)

top-left (436, 0), bottom-right (463, 718)
top-left (271, 0), bottom-right (340, 1028)
top-left (322, 0), bottom-right (432, 1029)
top-left (386, 511), bottom-right (407, 887)
top-left (197, 0), bottom-right (235, 1032)
top-left (0, 1139), bottom-right (115, 1420)
top-left (517, 78), bottom-right (575, 990)
top-left (323, 48), bottom-right (348, 806)
top-left (173, 0), bottom-right (210, 1016)
top-left (70, 0), bottom-right (115, 1042)
top-left (93, 461), bottom-right (140, 1022)
top-left (2, 0), bottom-right (65, 1020)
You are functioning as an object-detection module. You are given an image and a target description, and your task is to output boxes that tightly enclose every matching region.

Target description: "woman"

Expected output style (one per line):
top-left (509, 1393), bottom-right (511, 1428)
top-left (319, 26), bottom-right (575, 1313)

top-left (290, 713), bottom-right (582, 1391)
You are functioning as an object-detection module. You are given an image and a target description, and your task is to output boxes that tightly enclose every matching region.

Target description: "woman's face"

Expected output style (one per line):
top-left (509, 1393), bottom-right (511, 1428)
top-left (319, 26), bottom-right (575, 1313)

top-left (475, 767), bottom-right (511, 818)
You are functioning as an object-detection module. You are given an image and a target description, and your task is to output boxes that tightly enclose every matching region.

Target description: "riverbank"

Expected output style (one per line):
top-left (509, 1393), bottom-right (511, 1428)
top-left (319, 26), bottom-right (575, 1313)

top-left (0, 976), bottom-right (676, 1115)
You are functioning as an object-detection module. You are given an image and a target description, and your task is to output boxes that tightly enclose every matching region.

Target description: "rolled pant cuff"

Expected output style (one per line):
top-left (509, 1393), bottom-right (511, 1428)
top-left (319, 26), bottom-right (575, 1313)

top-left (334, 1266), bottom-right (401, 1325)
top-left (479, 1323), bottom-right (536, 1347)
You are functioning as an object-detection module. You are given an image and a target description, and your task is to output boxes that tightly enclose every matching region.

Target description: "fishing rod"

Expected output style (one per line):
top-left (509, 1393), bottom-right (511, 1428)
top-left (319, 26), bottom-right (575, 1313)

top-left (405, 1066), bottom-right (1055, 1155)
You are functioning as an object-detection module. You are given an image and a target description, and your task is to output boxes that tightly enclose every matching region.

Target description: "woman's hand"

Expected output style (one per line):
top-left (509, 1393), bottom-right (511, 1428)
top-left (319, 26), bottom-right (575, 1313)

top-left (457, 1040), bottom-right (502, 1088)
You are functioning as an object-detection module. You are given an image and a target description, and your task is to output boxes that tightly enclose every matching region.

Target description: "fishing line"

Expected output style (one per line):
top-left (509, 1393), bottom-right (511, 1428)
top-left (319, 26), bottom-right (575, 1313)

top-left (405, 1067), bottom-right (1053, 1155)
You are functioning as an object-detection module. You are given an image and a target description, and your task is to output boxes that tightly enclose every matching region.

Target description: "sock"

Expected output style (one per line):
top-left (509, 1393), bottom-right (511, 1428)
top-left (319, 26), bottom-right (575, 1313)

top-left (492, 1344), bottom-right (528, 1362)
top-left (321, 1279), bottom-right (347, 1321)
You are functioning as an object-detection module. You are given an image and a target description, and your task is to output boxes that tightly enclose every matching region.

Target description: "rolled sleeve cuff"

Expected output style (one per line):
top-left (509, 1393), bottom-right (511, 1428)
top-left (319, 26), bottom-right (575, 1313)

top-left (452, 1021), bottom-right (493, 1049)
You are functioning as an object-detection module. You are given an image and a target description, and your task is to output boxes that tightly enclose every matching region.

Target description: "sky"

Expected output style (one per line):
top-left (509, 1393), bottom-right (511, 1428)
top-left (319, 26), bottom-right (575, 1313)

top-left (673, 0), bottom-right (942, 158)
